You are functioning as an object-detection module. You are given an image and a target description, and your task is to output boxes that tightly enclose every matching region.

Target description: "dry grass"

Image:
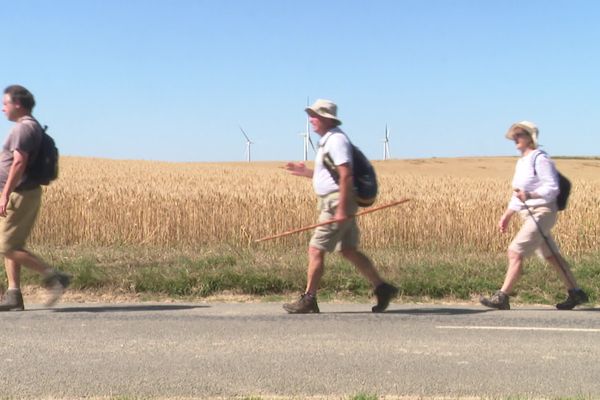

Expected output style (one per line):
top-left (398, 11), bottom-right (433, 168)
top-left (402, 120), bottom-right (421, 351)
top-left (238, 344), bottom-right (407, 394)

top-left (30, 156), bottom-right (600, 256)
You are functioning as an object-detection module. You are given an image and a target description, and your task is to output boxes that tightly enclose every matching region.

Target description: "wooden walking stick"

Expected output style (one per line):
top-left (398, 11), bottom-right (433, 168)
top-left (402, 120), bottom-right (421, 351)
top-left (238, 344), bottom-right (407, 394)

top-left (254, 198), bottom-right (411, 243)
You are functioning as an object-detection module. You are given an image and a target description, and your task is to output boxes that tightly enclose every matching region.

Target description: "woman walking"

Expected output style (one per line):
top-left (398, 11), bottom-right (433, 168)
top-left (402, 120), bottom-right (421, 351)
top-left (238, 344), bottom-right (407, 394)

top-left (480, 121), bottom-right (588, 310)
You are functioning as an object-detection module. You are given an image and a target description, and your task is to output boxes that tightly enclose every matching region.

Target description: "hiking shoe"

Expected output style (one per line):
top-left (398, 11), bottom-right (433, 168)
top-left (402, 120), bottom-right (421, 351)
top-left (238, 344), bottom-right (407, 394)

top-left (42, 271), bottom-right (71, 307)
top-left (480, 290), bottom-right (510, 310)
top-left (0, 289), bottom-right (25, 311)
top-left (556, 288), bottom-right (589, 310)
top-left (283, 294), bottom-right (320, 314)
top-left (372, 283), bottom-right (398, 313)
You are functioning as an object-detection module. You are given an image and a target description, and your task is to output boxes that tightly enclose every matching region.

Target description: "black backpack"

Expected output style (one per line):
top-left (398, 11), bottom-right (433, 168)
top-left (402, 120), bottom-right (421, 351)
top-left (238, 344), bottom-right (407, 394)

top-left (321, 133), bottom-right (378, 207)
top-left (28, 122), bottom-right (59, 185)
top-left (532, 151), bottom-right (570, 211)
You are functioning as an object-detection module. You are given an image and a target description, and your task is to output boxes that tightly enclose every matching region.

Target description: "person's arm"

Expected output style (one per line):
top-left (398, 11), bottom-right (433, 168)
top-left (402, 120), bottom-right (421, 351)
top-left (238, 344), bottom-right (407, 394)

top-left (0, 150), bottom-right (29, 217)
top-left (334, 163), bottom-right (352, 221)
top-left (284, 161), bottom-right (313, 178)
top-left (498, 208), bottom-right (516, 233)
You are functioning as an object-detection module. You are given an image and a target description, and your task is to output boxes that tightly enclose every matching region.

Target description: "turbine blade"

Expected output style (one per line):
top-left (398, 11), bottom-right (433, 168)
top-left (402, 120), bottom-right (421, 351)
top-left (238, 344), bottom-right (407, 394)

top-left (239, 125), bottom-right (251, 142)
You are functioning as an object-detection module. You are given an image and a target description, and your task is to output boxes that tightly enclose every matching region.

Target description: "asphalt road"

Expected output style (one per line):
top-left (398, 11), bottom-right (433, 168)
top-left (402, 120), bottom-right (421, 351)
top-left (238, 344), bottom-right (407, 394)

top-left (1, 301), bottom-right (599, 399)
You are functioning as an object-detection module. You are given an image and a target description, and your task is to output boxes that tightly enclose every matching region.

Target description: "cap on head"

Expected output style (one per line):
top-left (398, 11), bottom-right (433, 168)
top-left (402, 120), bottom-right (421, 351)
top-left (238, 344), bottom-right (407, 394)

top-left (505, 120), bottom-right (539, 149)
top-left (305, 99), bottom-right (342, 126)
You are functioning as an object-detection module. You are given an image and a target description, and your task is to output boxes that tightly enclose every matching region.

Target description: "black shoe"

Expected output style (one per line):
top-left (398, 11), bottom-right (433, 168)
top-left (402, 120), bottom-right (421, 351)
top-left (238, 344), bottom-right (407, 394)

top-left (283, 294), bottom-right (320, 314)
top-left (0, 289), bottom-right (25, 311)
top-left (480, 290), bottom-right (510, 310)
top-left (372, 283), bottom-right (398, 313)
top-left (42, 271), bottom-right (71, 307)
top-left (556, 289), bottom-right (588, 310)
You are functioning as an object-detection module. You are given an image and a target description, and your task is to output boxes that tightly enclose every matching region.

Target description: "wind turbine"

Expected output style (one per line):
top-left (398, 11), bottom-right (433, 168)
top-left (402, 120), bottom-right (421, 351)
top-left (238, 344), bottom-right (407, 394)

top-left (382, 124), bottom-right (391, 160)
top-left (300, 97), bottom-right (316, 161)
top-left (239, 126), bottom-right (254, 162)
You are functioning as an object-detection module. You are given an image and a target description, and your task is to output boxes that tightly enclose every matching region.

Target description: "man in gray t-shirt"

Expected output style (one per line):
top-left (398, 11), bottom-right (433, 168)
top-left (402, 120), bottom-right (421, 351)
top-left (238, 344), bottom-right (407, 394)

top-left (0, 85), bottom-right (70, 311)
top-left (0, 115), bottom-right (42, 190)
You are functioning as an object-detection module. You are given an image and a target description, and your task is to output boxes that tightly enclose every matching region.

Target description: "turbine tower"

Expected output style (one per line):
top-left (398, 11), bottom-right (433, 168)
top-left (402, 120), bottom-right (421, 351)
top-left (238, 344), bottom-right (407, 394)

top-left (382, 124), bottom-right (391, 160)
top-left (300, 97), bottom-right (315, 161)
top-left (239, 126), bottom-right (254, 162)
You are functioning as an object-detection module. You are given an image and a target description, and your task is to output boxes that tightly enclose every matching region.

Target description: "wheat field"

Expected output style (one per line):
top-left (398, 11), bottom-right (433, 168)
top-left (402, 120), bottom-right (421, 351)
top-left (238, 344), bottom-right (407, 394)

top-left (30, 156), bottom-right (600, 256)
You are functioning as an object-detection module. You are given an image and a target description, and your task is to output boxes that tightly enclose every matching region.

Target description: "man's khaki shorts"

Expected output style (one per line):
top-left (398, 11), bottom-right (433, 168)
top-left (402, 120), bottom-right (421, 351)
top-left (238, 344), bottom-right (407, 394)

top-left (0, 187), bottom-right (42, 254)
top-left (309, 192), bottom-right (359, 252)
top-left (508, 203), bottom-right (559, 258)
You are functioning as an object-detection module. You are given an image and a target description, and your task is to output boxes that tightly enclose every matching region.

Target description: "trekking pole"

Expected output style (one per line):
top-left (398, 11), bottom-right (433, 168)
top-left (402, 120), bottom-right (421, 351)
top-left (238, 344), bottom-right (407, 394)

top-left (516, 190), bottom-right (576, 288)
top-left (254, 198), bottom-right (411, 243)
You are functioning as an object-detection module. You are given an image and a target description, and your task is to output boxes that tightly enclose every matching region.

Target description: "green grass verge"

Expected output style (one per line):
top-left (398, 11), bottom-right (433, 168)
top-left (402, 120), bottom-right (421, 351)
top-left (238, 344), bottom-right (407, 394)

top-left (12, 244), bottom-right (600, 305)
top-left (349, 394), bottom-right (379, 400)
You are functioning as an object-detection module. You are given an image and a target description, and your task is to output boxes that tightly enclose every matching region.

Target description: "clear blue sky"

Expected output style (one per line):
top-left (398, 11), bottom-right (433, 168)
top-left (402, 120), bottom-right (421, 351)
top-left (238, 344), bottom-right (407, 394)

top-left (1, 0), bottom-right (598, 162)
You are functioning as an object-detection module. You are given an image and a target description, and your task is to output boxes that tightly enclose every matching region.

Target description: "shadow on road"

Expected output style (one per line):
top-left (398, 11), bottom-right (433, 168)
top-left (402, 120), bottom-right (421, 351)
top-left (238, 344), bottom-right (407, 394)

top-left (515, 307), bottom-right (600, 312)
top-left (330, 307), bottom-right (493, 315)
top-left (52, 304), bottom-right (209, 313)
top-left (385, 307), bottom-right (493, 315)
top-left (386, 306), bottom-right (600, 314)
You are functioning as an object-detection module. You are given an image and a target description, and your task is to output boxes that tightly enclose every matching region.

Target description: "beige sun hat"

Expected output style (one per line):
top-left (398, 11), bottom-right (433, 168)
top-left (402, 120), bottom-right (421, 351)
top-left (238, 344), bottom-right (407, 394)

top-left (305, 99), bottom-right (342, 126)
top-left (505, 120), bottom-right (539, 149)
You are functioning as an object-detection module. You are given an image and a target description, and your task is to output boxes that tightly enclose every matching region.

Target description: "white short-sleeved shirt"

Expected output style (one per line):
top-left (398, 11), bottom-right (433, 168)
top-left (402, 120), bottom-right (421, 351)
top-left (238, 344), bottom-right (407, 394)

top-left (313, 127), bottom-right (353, 196)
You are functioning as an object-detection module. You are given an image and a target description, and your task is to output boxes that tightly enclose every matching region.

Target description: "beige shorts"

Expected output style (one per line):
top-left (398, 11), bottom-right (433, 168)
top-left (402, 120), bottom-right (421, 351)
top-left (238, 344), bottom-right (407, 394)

top-left (309, 192), bottom-right (359, 252)
top-left (508, 203), bottom-right (559, 258)
top-left (0, 187), bottom-right (42, 254)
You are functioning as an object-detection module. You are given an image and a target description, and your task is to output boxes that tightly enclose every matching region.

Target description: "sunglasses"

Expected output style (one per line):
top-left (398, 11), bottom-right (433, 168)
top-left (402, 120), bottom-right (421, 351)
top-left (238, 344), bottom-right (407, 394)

top-left (513, 132), bottom-right (529, 139)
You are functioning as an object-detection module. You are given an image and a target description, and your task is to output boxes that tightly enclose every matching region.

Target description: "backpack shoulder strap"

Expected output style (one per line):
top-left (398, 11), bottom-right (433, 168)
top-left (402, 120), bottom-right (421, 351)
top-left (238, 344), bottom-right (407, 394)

top-left (531, 149), bottom-right (546, 176)
top-left (20, 116), bottom-right (48, 135)
top-left (319, 131), bottom-right (353, 184)
top-left (319, 131), bottom-right (349, 148)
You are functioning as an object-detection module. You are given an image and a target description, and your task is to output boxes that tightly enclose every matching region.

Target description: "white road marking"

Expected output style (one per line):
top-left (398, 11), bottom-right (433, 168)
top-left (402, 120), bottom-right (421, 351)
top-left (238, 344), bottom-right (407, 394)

top-left (437, 325), bottom-right (600, 333)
